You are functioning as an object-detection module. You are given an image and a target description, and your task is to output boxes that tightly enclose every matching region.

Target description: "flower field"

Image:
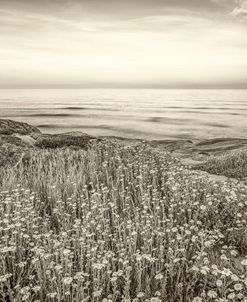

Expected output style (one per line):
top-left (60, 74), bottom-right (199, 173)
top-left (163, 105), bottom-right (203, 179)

top-left (1, 142), bottom-right (247, 302)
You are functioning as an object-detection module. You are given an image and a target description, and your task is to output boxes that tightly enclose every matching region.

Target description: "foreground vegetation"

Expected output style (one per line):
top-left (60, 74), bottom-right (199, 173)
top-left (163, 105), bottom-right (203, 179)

top-left (1, 142), bottom-right (247, 302)
top-left (197, 148), bottom-right (247, 181)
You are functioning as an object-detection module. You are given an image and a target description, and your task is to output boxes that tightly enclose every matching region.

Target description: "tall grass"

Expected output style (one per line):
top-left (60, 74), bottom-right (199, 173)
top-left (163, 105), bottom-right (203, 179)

top-left (197, 148), bottom-right (247, 180)
top-left (1, 142), bottom-right (247, 302)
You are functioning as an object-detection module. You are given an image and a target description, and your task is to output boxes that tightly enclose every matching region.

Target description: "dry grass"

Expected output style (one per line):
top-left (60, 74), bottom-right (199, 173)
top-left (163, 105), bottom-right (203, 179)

top-left (197, 148), bottom-right (247, 180)
top-left (1, 141), bottom-right (247, 302)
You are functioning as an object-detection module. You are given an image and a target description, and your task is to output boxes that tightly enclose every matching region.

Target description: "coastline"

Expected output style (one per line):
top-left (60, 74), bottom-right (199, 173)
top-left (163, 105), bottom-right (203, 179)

top-left (1, 118), bottom-right (247, 183)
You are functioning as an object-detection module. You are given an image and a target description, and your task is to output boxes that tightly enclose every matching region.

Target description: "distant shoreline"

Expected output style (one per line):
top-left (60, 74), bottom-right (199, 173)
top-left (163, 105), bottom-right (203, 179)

top-left (1, 118), bottom-right (247, 173)
top-left (1, 87), bottom-right (247, 90)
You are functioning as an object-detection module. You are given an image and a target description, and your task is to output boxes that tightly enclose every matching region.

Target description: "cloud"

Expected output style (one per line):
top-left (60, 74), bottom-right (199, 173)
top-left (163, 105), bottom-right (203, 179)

top-left (0, 8), bottom-right (97, 34)
top-left (0, 0), bottom-right (247, 87)
top-left (0, 0), bottom-right (234, 19)
top-left (231, 0), bottom-right (247, 18)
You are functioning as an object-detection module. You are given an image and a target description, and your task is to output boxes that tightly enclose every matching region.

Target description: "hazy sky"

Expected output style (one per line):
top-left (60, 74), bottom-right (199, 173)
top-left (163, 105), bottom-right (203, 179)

top-left (1, 0), bottom-right (247, 88)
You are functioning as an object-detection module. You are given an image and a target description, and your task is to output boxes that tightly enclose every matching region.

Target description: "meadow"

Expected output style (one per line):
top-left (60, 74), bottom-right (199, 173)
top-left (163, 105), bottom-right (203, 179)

top-left (1, 141), bottom-right (247, 302)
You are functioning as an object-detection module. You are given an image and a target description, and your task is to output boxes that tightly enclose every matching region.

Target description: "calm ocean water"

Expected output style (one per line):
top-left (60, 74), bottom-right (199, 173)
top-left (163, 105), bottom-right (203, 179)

top-left (0, 89), bottom-right (247, 140)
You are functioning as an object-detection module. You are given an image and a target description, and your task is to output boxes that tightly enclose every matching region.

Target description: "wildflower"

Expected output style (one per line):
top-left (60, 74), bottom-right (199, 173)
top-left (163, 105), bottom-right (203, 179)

top-left (192, 266), bottom-right (199, 272)
top-left (191, 236), bottom-right (197, 242)
top-left (207, 290), bottom-right (217, 298)
top-left (230, 250), bottom-right (238, 256)
top-left (110, 277), bottom-right (117, 283)
top-left (47, 293), bottom-right (57, 298)
top-left (93, 290), bottom-right (102, 297)
top-left (62, 277), bottom-right (73, 285)
top-left (204, 241), bottom-right (211, 248)
top-left (117, 270), bottom-right (123, 276)
top-left (216, 279), bottom-right (223, 287)
top-left (155, 273), bottom-right (163, 280)
top-left (241, 259), bottom-right (247, 266)
top-left (200, 205), bottom-right (206, 211)
top-left (137, 292), bottom-right (145, 298)
top-left (55, 265), bottom-right (63, 271)
top-left (63, 249), bottom-right (70, 256)
top-left (92, 263), bottom-right (105, 270)
top-left (222, 268), bottom-right (231, 276)
top-left (220, 253), bottom-right (228, 261)
top-left (200, 266), bottom-right (210, 275)
top-left (136, 255), bottom-right (142, 261)
top-left (150, 298), bottom-right (161, 302)
top-left (231, 274), bottom-right (239, 282)
top-left (74, 272), bottom-right (84, 281)
top-left (227, 293), bottom-right (235, 300)
top-left (234, 283), bottom-right (243, 291)
top-left (33, 286), bottom-right (41, 293)
top-left (193, 297), bottom-right (202, 302)
top-left (0, 274), bottom-right (12, 282)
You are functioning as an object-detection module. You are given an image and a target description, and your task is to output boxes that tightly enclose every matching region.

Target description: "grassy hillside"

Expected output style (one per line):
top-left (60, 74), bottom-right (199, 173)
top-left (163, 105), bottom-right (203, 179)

top-left (197, 148), bottom-right (247, 180)
top-left (1, 142), bottom-right (247, 302)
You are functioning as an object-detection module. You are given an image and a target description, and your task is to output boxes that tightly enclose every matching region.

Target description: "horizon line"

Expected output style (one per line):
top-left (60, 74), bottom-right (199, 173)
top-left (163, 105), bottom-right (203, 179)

top-left (1, 86), bottom-right (247, 90)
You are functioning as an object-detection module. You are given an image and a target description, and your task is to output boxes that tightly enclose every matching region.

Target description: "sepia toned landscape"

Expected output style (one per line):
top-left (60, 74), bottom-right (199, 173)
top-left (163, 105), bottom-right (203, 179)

top-left (1, 0), bottom-right (247, 301)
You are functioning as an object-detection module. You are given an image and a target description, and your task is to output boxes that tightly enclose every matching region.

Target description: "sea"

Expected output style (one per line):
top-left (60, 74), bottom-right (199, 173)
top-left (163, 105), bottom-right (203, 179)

top-left (0, 89), bottom-right (247, 140)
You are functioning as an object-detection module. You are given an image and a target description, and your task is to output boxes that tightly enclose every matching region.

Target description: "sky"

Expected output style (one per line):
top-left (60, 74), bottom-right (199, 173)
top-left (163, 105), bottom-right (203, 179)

top-left (1, 0), bottom-right (247, 88)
